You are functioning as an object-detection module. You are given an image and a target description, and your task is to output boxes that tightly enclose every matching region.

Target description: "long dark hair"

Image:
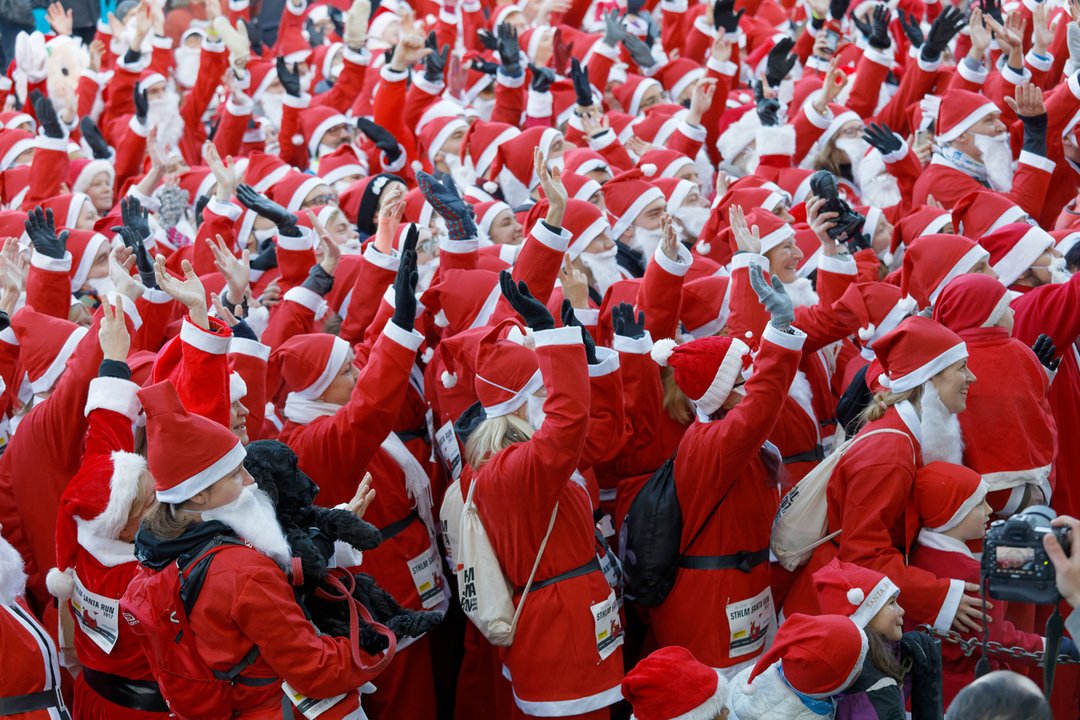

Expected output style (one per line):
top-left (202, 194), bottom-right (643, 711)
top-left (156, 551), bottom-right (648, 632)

top-left (867, 631), bottom-right (904, 682)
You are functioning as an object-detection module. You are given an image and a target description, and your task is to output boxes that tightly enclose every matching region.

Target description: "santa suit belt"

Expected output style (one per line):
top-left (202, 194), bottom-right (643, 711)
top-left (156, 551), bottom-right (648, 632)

top-left (0, 688), bottom-right (68, 717)
top-left (81, 666), bottom-right (169, 713)
top-left (515, 556), bottom-right (602, 594)
top-left (678, 549), bottom-right (770, 573)
top-left (379, 510), bottom-right (420, 540)
top-left (781, 445), bottom-right (826, 465)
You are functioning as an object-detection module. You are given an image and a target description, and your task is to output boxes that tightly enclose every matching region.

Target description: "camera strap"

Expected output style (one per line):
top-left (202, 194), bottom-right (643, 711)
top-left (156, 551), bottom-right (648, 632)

top-left (975, 578), bottom-right (992, 680)
top-left (1044, 606), bottom-right (1065, 698)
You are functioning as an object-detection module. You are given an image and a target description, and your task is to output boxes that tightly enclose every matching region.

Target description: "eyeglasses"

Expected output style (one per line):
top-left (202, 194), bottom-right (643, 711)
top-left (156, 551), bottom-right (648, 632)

top-left (303, 194), bottom-right (338, 208)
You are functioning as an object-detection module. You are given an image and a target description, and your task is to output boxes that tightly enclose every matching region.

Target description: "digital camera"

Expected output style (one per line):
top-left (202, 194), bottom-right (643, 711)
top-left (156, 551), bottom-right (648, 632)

top-left (808, 170), bottom-right (865, 243)
top-left (981, 505), bottom-right (1070, 605)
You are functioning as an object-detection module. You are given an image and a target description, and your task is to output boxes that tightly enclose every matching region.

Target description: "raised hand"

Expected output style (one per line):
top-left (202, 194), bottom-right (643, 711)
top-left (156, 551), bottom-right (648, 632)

top-left (559, 255), bottom-right (590, 308)
top-left (712, 0), bottom-right (744, 33)
top-left (477, 27), bottom-right (499, 51)
top-left (108, 245), bottom-right (145, 301)
top-left (97, 294), bottom-right (131, 362)
top-left (423, 33), bottom-right (450, 83)
top-left (499, 270), bottom-right (555, 331)
top-left (602, 9), bottom-right (626, 47)
top-left (344, 0), bottom-right (371, 48)
top-left (611, 302), bottom-right (646, 339)
top-left (748, 262), bottom-right (794, 330)
top-left (862, 121), bottom-right (903, 156)
top-left (30, 90), bottom-right (63, 139)
top-left (621, 34), bottom-right (656, 68)
top-left (868, 4), bottom-right (891, 50)
top-left (1032, 333), bottom-right (1060, 371)
top-left (497, 22), bottom-right (522, 75)
top-left (560, 298), bottom-right (599, 364)
top-left (154, 255), bottom-right (209, 328)
top-left (922, 6), bottom-right (966, 62)
top-left (24, 206), bottom-right (68, 259)
top-left (207, 233), bottom-right (251, 302)
top-left (754, 81), bottom-right (781, 126)
top-left (1004, 82), bottom-right (1046, 118)
top-left (899, 11), bottom-right (924, 47)
top-left (416, 171), bottom-right (476, 240)
top-left (133, 85), bottom-right (149, 125)
top-left (729, 205), bottom-right (761, 254)
top-left (276, 56), bottom-right (303, 96)
top-left (534, 147), bottom-right (567, 226)
top-left (829, 0), bottom-right (851, 20)
top-left (571, 58), bottom-right (593, 106)
top-left (80, 116), bottom-right (113, 159)
top-left (529, 63), bottom-right (556, 92)
top-left (764, 36), bottom-right (796, 88)
top-left (471, 56), bottom-right (499, 75)
top-left (391, 225), bottom-right (419, 332)
top-left (236, 183), bottom-right (300, 237)
top-left (357, 118), bottom-right (402, 163)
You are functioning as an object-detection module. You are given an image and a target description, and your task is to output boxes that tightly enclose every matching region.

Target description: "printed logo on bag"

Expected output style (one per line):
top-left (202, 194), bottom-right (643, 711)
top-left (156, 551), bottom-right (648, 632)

top-left (459, 566), bottom-right (477, 613)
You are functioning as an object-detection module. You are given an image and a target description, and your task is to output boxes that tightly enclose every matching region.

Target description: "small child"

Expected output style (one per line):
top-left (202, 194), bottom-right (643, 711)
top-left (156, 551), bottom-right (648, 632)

top-left (909, 462), bottom-right (1076, 706)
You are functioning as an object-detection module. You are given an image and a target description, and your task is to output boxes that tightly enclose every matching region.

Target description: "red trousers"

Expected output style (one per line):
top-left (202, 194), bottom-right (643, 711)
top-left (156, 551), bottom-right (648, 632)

top-left (362, 635), bottom-right (437, 720)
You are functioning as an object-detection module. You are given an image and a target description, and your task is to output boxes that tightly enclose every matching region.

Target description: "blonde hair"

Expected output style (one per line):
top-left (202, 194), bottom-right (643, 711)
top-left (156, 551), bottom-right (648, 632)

top-left (661, 367), bottom-right (694, 426)
top-left (464, 413), bottom-right (534, 469)
top-left (141, 502), bottom-right (194, 540)
top-left (860, 385), bottom-right (923, 424)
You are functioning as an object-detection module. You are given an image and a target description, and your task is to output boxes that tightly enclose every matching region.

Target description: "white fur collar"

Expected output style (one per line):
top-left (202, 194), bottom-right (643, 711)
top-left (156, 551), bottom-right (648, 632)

top-left (916, 528), bottom-right (975, 559)
top-left (76, 519), bottom-right (136, 567)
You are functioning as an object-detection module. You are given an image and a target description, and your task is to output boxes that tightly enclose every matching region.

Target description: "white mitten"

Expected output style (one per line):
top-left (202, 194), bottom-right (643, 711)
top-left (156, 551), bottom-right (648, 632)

top-left (344, 0), bottom-right (371, 48)
top-left (15, 31), bottom-right (48, 83)
top-left (213, 16), bottom-right (250, 68)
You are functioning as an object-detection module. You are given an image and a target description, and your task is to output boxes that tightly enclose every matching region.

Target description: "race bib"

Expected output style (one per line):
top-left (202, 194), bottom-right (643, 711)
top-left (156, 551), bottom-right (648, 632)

top-left (434, 420), bottom-right (463, 481)
top-left (282, 681), bottom-right (346, 719)
top-left (408, 546), bottom-right (449, 609)
top-left (726, 587), bottom-right (775, 659)
top-left (71, 573), bottom-right (121, 653)
top-left (591, 590), bottom-right (624, 662)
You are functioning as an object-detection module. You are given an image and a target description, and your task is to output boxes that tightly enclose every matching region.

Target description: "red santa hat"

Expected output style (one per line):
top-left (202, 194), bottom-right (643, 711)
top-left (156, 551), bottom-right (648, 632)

top-left (488, 127), bottom-right (560, 205)
top-left (746, 614), bottom-right (868, 698)
top-left (270, 171), bottom-right (329, 212)
top-left (717, 187), bottom-right (787, 218)
top-left (950, 191), bottom-right (1027, 239)
top-left (892, 207), bottom-right (952, 253)
top-left (872, 315), bottom-right (967, 393)
top-left (935, 89), bottom-right (1000, 143)
top-left (41, 193), bottom-right (93, 229)
top-left (0, 129), bottom-right (35, 170)
top-left (812, 558), bottom-right (900, 628)
top-left (1, 165), bottom-right (30, 209)
top-left (300, 106), bottom-right (352, 157)
top-left (318, 143), bottom-right (368, 187)
top-left (621, 646), bottom-right (729, 720)
top-left (242, 152), bottom-right (291, 193)
top-left (638, 149), bottom-right (695, 180)
top-left (421, 269), bottom-right (502, 333)
top-left (729, 208), bottom-right (795, 257)
top-left (136, 68), bottom-right (168, 94)
top-left (368, 6), bottom-right (402, 41)
top-left (561, 171), bottom-right (603, 203)
top-left (716, 105), bottom-right (760, 165)
top-left (67, 157), bottom-right (115, 196)
top-left (138, 380), bottom-right (247, 503)
top-left (0, 110), bottom-right (35, 132)
top-left (602, 168), bottom-right (665, 240)
top-left (418, 115), bottom-right (469, 170)
top-left (271, 333), bottom-right (351, 399)
top-left (177, 166), bottom-right (217, 205)
top-left (246, 59), bottom-right (279, 101)
top-left (460, 121), bottom-right (520, 182)
top-left (65, 229), bottom-right (110, 291)
top-left (632, 110), bottom-right (684, 148)
top-left (900, 234), bottom-right (990, 308)
top-left (561, 198), bottom-right (610, 259)
top-left (563, 147), bottom-right (610, 177)
top-left (612, 74), bottom-right (663, 116)
top-left (473, 320), bottom-right (542, 417)
top-left (0, 210), bottom-right (28, 245)
top-left (915, 462), bottom-right (989, 532)
top-left (403, 187), bottom-right (434, 228)
top-left (275, 26), bottom-right (314, 64)
top-left (846, 282), bottom-right (916, 347)
top-left (650, 335), bottom-right (750, 416)
top-left (817, 102), bottom-right (861, 149)
top-left (680, 275), bottom-right (732, 339)
top-left (474, 200), bottom-right (513, 243)
top-left (654, 177), bottom-right (696, 215)
top-left (490, 3), bottom-right (524, 29)
top-left (1050, 229), bottom-right (1080, 256)
top-left (11, 307), bottom-right (88, 394)
top-left (979, 223), bottom-right (1054, 288)
top-left (656, 58), bottom-right (705, 102)
top-left (933, 273), bottom-right (1019, 333)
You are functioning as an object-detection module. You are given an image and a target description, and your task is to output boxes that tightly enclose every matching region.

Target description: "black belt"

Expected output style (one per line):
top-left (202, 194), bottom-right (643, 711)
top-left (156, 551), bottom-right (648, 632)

top-left (81, 667), bottom-right (169, 713)
top-left (678, 549), bottom-right (770, 573)
top-left (517, 556), bottom-right (602, 594)
top-left (782, 445), bottom-right (826, 465)
top-left (380, 511), bottom-right (420, 541)
top-left (0, 689), bottom-right (67, 717)
top-left (210, 645), bottom-right (277, 687)
top-left (395, 427), bottom-right (428, 444)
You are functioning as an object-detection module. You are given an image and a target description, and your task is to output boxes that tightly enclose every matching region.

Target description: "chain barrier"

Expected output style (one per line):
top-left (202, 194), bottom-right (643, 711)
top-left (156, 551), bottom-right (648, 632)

top-left (914, 624), bottom-right (1079, 665)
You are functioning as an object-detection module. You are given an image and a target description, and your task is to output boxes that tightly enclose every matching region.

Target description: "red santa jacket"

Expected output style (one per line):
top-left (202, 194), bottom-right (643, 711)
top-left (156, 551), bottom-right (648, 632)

top-left (0, 597), bottom-right (70, 719)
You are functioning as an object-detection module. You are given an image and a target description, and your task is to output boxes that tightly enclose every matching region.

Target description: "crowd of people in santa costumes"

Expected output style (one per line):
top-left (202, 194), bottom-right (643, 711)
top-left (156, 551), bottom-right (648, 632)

top-left (5, 0), bottom-right (1080, 716)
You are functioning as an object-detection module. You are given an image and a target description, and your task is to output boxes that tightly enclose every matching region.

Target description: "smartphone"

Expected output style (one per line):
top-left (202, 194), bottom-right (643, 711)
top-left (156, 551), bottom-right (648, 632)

top-left (823, 29), bottom-right (841, 55)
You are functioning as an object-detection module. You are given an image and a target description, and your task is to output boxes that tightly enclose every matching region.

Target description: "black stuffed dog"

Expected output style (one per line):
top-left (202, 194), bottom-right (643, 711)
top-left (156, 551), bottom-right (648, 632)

top-left (244, 440), bottom-right (443, 652)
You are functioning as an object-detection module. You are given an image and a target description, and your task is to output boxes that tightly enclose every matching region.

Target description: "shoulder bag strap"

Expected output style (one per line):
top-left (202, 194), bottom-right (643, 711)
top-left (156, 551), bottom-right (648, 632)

top-left (509, 499), bottom-right (560, 639)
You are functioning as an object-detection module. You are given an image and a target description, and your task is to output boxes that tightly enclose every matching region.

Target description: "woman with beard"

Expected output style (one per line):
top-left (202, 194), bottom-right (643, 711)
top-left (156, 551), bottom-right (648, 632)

top-left (122, 378), bottom-right (388, 719)
top-left (783, 316), bottom-right (990, 640)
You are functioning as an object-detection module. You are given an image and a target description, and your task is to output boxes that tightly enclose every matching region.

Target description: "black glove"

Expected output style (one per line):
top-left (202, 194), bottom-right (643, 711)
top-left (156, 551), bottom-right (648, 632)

top-left (1032, 333), bottom-right (1060, 371)
top-left (627, 0), bottom-right (646, 15)
top-left (982, 0), bottom-right (1004, 23)
top-left (921, 6), bottom-right (965, 62)
top-left (0, 310), bottom-right (9, 334)
top-left (301, 264), bottom-right (334, 296)
top-left (80, 117), bottom-right (112, 159)
top-left (899, 11), bottom-right (924, 47)
top-left (133, 85), bottom-right (149, 125)
top-left (863, 121), bottom-right (903, 156)
top-left (829, 0), bottom-right (851, 20)
top-left (529, 63), bottom-right (556, 93)
top-left (900, 631), bottom-right (944, 720)
top-left (571, 58), bottom-right (593, 106)
top-left (305, 17), bottom-right (326, 46)
top-left (477, 28), bottom-right (499, 51)
top-left (621, 34), bottom-right (656, 68)
top-left (250, 239), bottom-right (278, 271)
top-left (764, 37), bottom-right (796, 88)
top-left (471, 57), bottom-right (499, 75)
top-left (246, 17), bottom-right (263, 55)
top-left (236, 184), bottom-right (301, 237)
top-left (111, 196), bottom-right (157, 288)
top-left (416, 171), bottom-right (477, 240)
top-left (424, 32), bottom-right (450, 83)
top-left (561, 299), bottom-right (599, 364)
top-left (869, 4), bottom-right (892, 50)
top-left (499, 270), bottom-right (554, 331)
top-left (392, 225), bottom-right (419, 332)
top-left (497, 22), bottom-right (522, 77)
top-left (24, 206), bottom-right (68, 259)
top-left (712, 0), bottom-right (745, 33)
top-left (356, 118), bottom-right (402, 164)
top-left (846, 232), bottom-right (872, 255)
top-left (612, 302), bottom-right (646, 339)
top-left (754, 81), bottom-right (781, 126)
top-left (276, 56), bottom-right (303, 97)
top-left (194, 195), bottom-right (210, 227)
top-left (852, 11), bottom-right (873, 40)
top-left (30, 90), bottom-right (63, 139)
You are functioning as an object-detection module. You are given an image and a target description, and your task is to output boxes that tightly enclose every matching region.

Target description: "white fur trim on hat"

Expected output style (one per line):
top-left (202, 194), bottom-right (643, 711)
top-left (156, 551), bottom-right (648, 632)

top-left (937, 101), bottom-right (1000, 143)
top-left (982, 289), bottom-right (1019, 329)
top-left (929, 479), bottom-right (990, 532)
top-left (693, 338), bottom-right (750, 416)
top-left (629, 77), bottom-right (662, 115)
top-left (72, 159), bottom-right (115, 194)
top-left (849, 576), bottom-right (900, 628)
top-left (610, 186), bottom-right (665, 240)
top-left (31, 326), bottom-right (88, 394)
top-left (759, 223), bottom-right (796, 256)
top-left (155, 439), bottom-right (247, 504)
top-left (307, 113), bottom-right (351, 156)
top-left (992, 226), bottom-right (1054, 288)
top-left (886, 341), bottom-right (968, 394)
top-left (427, 117), bottom-right (469, 165)
top-left (985, 205), bottom-right (1028, 235)
top-left (294, 335), bottom-right (350, 400)
top-left (929, 244), bottom-right (990, 304)
top-left (229, 371), bottom-right (247, 403)
top-left (568, 215), bottom-right (608, 260)
top-left (478, 368), bottom-right (543, 418)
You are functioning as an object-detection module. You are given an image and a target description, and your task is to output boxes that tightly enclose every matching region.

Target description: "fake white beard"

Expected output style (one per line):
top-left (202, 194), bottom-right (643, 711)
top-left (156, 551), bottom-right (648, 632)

top-left (919, 380), bottom-right (964, 465)
top-left (856, 148), bottom-right (902, 208)
top-left (472, 96), bottom-right (495, 121)
top-left (777, 79), bottom-right (795, 106)
top-left (148, 90), bottom-right (185, 148)
top-left (580, 246), bottom-right (621, 297)
top-left (975, 133), bottom-right (1015, 193)
top-left (721, 152), bottom-right (758, 180)
top-left (174, 47), bottom-right (200, 88)
top-left (674, 204), bottom-right (709, 240)
top-left (0, 532), bottom-right (27, 606)
top-left (631, 226), bottom-right (664, 261)
top-left (547, 156), bottom-right (565, 172)
top-left (526, 393), bottom-right (546, 431)
top-left (201, 485), bottom-right (291, 568)
top-left (835, 137), bottom-right (870, 173)
top-left (443, 155), bottom-right (476, 196)
top-left (258, 93), bottom-right (285, 130)
top-left (1049, 257), bottom-right (1073, 284)
top-left (783, 277), bottom-right (819, 308)
top-left (416, 258), bottom-right (438, 293)
top-left (86, 277), bottom-right (117, 296)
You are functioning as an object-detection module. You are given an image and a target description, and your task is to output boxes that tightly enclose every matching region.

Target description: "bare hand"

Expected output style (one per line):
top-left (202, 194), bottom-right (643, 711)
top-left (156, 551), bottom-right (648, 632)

top-left (109, 245), bottom-right (145, 301)
top-left (308, 210), bottom-right (341, 276)
top-left (211, 291), bottom-right (243, 324)
top-left (687, 77), bottom-right (717, 126)
top-left (206, 234), bottom-right (250, 301)
top-left (559, 255), bottom-right (590, 308)
top-left (729, 205), bottom-right (761, 254)
top-left (816, 58), bottom-right (848, 112)
top-left (660, 213), bottom-right (679, 260)
top-left (257, 279), bottom-right (281, 308)
top-left (1045, 515), bottom-right (1080, 608)
top-left (203, 141), bottom-right (238, 201)
top-left (97, 294), bottom-right (131, 362)
top-left (711, 35), bottom-right (732, 63)
top-left (536, 147), bottom-right (568, 226)
top-left (952, 582), bottom-right (993, 634)
top-left (390, 34), bottom-right (432, 72)
top-left (46, 2), bottom-right (73, 35)
top-left (1004, 83), bottom-right (1045, 118)
top-left (347, 473), bottom-right (377, 519)
top-left (155, 255), bottom-right (209, 328)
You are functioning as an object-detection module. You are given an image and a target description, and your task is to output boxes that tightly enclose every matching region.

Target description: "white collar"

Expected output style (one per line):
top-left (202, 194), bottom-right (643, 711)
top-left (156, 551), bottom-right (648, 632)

top-left (895, 400), bottom-right (922, 447)
top-left (916, 528), bottom-right (975, 559)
